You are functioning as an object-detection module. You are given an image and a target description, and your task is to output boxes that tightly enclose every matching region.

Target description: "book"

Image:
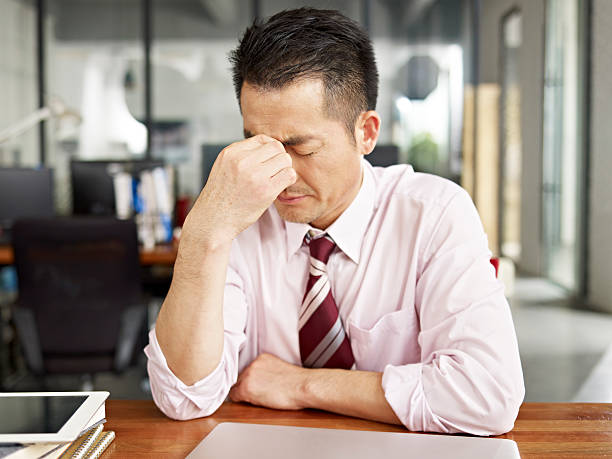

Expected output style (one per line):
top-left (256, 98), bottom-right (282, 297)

top-left (43, 444), bottom-right (71, 459)
top-left (58, 425), bottom-right (103, 459)
top-left (81, 431), bottom-right (114, 459)
top-left (1, 442), bottom-right (69, 459)
top-left (1, 425), bottom-right (115, 459)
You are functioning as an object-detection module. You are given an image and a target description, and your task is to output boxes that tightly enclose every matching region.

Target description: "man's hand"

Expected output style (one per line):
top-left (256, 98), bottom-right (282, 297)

top-left (229, 354), bottom-right (401, 425)
top-left (229, 353), bottom-right (309, 410)
top-left (184, 135), bottom-right (297, 247)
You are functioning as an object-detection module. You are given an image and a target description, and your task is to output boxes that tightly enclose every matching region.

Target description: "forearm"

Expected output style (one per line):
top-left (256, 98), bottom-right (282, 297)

top-left (155, 232), bottom-right (232, 386)
top-left (229, 354), bottom-right (401, 425)
top-left (300, 369), bottom-right (401, 425)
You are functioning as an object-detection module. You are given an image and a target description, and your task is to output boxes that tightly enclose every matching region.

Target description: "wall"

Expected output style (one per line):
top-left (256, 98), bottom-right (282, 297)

top-left (478, 0), bottom-right (545, 276)
top-left (0, 0), bottom-right (39, 167)
top-left (589, 0), bottom-right (612, 313)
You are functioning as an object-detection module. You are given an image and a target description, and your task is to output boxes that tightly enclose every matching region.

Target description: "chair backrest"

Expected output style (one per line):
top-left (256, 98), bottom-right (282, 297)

top-left (11, 217), bottom-right (142, 356)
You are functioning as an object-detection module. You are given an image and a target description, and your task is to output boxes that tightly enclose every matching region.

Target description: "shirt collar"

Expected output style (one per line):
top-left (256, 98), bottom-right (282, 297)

top-left (284, 159), bottom-right (376, 264)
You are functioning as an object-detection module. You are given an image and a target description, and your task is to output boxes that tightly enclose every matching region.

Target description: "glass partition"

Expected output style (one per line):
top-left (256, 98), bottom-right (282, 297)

top-left (499, 10), bottom-right (523, 262)
top-left (0, 0), bottom-right (39, 167)
top-left (541, 0), bottom-right (587, 293)
top-left (45, 0), bottom-right (146, 213)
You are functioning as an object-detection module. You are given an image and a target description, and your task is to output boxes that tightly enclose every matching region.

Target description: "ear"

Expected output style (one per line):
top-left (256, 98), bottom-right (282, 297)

top-left (354, 110), bottom-right (381, 156)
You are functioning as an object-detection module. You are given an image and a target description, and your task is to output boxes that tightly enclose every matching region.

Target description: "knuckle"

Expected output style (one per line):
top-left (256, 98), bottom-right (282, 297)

top-left (241, 378), bottom-right (253, 394)
top-left (236, 156), bottom-right (250, 174)
top-left (253, 180), bottom-right (269, 196)
top-left (218, 144), bottom-right (236, 162)
top-left (231, 388), bottom-right (243, 402)
top-left (272, 139), bottom-right (285, 151)
top-left (219, 145), bottom-right (230, 157)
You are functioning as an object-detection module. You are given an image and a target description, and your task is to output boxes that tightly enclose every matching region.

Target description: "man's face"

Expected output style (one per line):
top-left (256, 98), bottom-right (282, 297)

top-left (241, 79), bottom-right (364, 229)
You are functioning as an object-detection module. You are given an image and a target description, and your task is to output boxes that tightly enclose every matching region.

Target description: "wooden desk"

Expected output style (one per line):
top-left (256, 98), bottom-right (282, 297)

top-left (137, 244), bottom-right (178, 266)
top-left (0, 244), bottom-right (177, 266)
top-left (103, 401), bottom-right (612, 458)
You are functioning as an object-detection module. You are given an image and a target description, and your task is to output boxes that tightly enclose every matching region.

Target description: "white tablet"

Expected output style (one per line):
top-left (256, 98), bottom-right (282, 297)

top-left (0, 391), bottom-right (109, 444)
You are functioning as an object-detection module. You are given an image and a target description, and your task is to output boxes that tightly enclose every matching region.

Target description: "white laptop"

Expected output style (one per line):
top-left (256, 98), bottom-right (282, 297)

top-left (187, 422), bottom-right (521, 459)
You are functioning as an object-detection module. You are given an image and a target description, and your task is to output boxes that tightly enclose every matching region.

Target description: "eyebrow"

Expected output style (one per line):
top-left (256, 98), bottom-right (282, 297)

top-left (243, 130), bottom-right (318, 147)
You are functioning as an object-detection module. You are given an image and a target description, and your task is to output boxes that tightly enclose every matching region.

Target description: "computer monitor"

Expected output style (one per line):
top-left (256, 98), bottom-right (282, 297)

top-left (201, 144), bottom-right (228, 188)
top-left (0, 167), bottom-right (55, 242)
top-left (367, 144), bottom-right (400, 167)
top-left (71, 159), bottom-right (164, 216)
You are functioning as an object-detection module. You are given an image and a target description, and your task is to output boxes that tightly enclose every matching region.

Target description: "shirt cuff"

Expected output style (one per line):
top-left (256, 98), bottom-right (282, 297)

top-left (145, 328), bottom-right (237, 420)
top-left (381, 362), bottom-right (434, 432)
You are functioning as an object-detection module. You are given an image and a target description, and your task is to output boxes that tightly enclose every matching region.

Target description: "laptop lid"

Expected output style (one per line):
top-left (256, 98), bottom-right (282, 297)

top-left (187, 422), bottom-right (521, 459)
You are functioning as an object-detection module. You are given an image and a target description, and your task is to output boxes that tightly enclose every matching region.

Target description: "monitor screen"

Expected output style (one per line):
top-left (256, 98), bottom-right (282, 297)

top-left (201, 144), bottom-right (228, 188)
top-left (0, 168), bottom-right (54, 228)
top-left (0, 395), bottom-right (87, 434)
top-left (367, 144), bottom-right (399, 167)
top-left (71, 159), bottom-right (164, 216)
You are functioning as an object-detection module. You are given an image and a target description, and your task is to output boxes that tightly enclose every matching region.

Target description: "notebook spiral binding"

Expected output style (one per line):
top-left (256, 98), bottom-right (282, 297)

top-left (83, 431), bottom-right (115, 459)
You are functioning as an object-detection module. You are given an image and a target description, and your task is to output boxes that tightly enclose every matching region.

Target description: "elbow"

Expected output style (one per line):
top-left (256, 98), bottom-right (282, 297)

top-left (422, 375), bottom-right (525, 436)
top-left (470, 400), bottom-right (521, 436)
top-left (148, 365), bottom-right (228, 421)
top-left (453, 379), bottom-right (525, 436)
top-left (151, 388), bottom-right (224, 421)
top-left (156, 402), bottom-right (198, 422)
top-left (488, 379), bottom-right (525, 435)
top-left (429, 398), bottom-right (522, 436)
top-left (146, 343), bottom-right (237, 422)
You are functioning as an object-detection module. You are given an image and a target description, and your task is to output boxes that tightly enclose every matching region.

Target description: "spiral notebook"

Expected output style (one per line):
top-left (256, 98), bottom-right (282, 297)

top-left (58, 425), bottom-right (114, 459)
top-left (1, 426), bottom-right (114, 459)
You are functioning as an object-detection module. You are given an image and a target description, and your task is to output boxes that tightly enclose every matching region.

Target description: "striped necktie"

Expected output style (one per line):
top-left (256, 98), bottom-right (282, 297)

top-left (298, 233), bottom-right (355, 369)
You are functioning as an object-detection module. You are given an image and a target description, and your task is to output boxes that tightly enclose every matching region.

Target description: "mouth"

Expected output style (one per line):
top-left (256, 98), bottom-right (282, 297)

top-left (277, 193), bottom-right (308, 204)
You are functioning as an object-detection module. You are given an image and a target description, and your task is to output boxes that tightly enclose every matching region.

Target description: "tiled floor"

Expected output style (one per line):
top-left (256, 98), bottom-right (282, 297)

top-left (4, 277), bottom-right (612, 403)
top-left (510, 277), bottom-right (612, 402)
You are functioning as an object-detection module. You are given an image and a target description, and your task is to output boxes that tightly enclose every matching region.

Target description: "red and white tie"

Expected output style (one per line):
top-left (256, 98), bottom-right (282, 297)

top-left (298, 233), bottom-right (355, 369)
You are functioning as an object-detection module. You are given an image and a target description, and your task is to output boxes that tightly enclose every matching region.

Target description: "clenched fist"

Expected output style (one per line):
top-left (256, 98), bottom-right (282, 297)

top-left (183, 134), bottom-right (297, 247)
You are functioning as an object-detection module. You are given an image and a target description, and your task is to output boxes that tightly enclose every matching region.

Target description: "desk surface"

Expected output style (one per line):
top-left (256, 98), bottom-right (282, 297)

top-left (103, 401), bottom-right (612, 458)
top-left (0, 244), bottom-right (177, 266)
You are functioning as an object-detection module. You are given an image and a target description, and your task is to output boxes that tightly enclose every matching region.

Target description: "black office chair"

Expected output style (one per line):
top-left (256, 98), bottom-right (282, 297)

top-left (10, 217), bottom-right (146, 383)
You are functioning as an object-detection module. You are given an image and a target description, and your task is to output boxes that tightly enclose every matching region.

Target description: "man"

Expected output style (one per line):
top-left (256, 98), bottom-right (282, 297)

top-left (145, 8), bottom-right (524, 435)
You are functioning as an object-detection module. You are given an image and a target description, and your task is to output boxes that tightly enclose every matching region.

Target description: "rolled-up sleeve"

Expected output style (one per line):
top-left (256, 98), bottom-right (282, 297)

top-left (145, 253), bottom-right (249, 421)
top-left (381, 189), bottom-right (525, 436)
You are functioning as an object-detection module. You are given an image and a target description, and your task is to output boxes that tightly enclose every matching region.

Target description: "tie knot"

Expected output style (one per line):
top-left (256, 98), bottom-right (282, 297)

top-left (307, 234), bottom-right (336, 264)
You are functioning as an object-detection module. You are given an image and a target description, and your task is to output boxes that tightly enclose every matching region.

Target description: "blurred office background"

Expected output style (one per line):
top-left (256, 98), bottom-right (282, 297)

top-left (0, 0), bottom-right (610, 403)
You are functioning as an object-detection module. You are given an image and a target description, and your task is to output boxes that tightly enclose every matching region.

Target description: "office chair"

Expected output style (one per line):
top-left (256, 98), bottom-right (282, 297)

top-left (10, 217), bottom-right (146, 383)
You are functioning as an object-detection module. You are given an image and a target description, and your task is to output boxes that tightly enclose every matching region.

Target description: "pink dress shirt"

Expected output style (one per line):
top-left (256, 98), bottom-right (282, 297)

top-left (145, 160), bottom-right (525, 435)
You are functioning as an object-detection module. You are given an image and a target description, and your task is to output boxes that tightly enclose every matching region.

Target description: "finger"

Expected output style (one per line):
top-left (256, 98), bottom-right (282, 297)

top-left (270, 166), bottom-right (297, 192)
top-left (219, 135), bottom-right (282, 161)
top-left (232, 138), bottom-right (286, 168)
top-left (228, 387), bottom-right (241, 402)
top-left (261, 151), bottom-right (292, 178)
top-left (240, 134), bottom-right (281, 151)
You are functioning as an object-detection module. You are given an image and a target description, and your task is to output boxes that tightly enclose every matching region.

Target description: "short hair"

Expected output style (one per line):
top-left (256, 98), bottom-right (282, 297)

top-left (229, 7), bottom-right (379, 137)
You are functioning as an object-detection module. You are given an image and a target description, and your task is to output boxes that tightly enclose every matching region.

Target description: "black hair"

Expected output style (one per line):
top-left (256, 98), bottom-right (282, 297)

top-left (229, 7), bottom-right (379, 136)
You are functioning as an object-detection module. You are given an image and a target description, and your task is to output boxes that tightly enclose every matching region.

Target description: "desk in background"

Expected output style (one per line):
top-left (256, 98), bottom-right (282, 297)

top-left (0, 244), bottom-right (178, 266)
top-left (104, 401), bottom-right (612, 458)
